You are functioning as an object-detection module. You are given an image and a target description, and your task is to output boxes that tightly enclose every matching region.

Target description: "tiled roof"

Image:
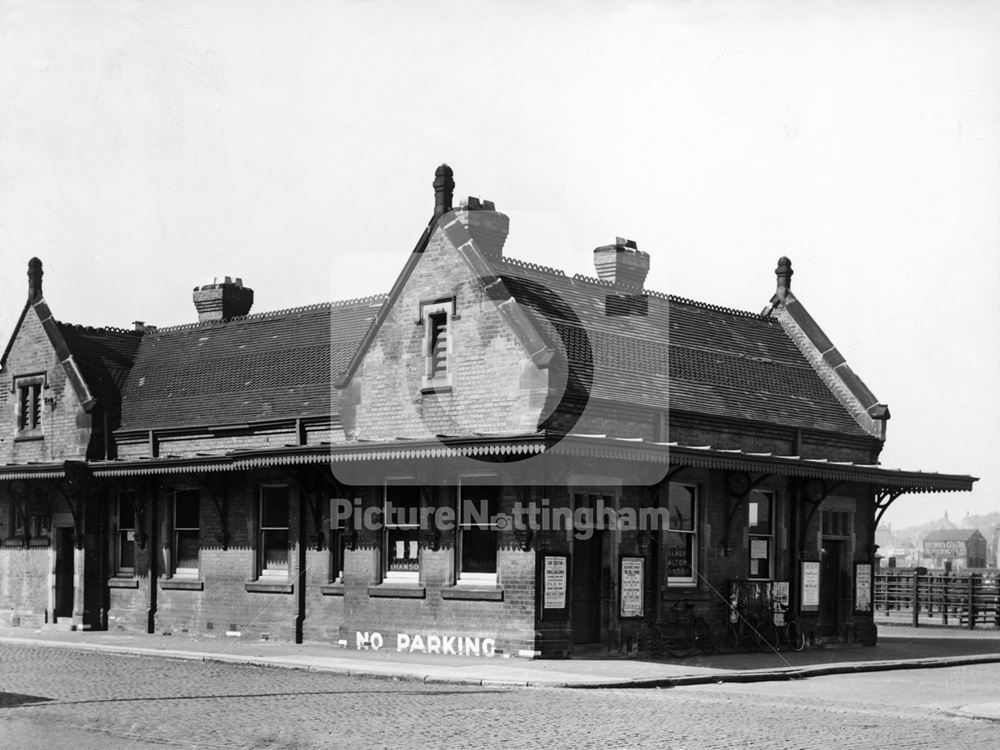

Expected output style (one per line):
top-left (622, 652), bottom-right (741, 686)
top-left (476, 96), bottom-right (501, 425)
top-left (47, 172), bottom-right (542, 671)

top-left (56, 324), bottom-right (143, 410)
top-left (492, 258), bottom-right (867, 436)
top-left (923, 528), bottom-right (982, 542)
top-left (117, 298), bottom-right (385, 432)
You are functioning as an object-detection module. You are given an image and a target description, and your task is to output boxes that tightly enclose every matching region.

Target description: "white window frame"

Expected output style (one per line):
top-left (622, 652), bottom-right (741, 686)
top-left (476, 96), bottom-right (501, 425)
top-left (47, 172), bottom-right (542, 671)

top-left (172, 489), bottom-right (200, 579)
top-left (116, 495), bottom-right (136, 576)
top-left (747, 489), bottom-right (775, 581)
top-left (456, 475), bottom-right (500, 586)
top-left (328, 496), bottom-right (347, 584)
top-left (665, 483), bottom-right (698, 587)
top-left (383, 479), bottom-right (420, 583)
top-left (420, 299), bottom-right (454, 391)
top-left (258, 485), bottom-right (290, 580)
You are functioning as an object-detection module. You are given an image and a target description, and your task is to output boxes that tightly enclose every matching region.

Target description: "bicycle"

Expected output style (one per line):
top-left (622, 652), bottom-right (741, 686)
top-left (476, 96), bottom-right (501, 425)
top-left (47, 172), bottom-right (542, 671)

top-left (661, 599), bottom-right (715, 657)
top-left (726, 600), bottom-right (771, 652)
top-left (777, 603), bottom-right (807, 652)
top-left (754, 602), bottom-right (807, 652)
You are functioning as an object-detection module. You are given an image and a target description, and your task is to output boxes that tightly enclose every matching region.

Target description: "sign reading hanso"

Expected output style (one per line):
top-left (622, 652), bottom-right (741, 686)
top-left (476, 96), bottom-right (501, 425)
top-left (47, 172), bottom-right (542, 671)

top-left (355, 631), bottom-right (497, 657)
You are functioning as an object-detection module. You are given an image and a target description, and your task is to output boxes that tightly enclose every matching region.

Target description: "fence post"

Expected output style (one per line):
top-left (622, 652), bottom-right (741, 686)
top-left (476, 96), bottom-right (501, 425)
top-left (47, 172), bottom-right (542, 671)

top-left (912, 570), bottom-right (921, 628)
top-left (942, 574), bottom-right (948, 626)
top-left (968, 574), bottom-right (976, 630)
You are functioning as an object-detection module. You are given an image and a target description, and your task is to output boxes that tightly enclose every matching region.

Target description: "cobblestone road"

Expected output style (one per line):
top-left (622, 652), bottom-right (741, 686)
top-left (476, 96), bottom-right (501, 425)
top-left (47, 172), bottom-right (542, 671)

top-left (1, 644), bottom-right (997, 749)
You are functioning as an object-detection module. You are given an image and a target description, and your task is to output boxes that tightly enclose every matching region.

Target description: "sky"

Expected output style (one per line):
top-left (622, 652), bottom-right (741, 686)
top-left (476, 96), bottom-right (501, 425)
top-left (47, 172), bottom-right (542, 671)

top-left (0, 1), bottom-right (997, 528)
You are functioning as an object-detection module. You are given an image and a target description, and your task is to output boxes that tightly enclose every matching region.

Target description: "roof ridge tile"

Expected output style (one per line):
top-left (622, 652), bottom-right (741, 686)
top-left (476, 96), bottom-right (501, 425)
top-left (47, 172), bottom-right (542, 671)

top-left (150, 295), bottom-right (388, 334)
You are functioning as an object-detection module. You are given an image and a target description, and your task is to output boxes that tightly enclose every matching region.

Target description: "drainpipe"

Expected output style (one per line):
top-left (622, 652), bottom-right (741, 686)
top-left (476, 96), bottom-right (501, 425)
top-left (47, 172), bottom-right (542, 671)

top-left (295, 485), bottom-right (307, 644)
top-left (146, 480), bottom-right (158, 634)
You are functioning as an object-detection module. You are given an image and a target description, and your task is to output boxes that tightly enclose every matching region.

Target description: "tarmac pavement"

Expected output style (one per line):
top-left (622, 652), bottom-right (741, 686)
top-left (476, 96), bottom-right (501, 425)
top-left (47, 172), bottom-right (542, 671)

top-left (2, 620), bottom-right (1000, 721)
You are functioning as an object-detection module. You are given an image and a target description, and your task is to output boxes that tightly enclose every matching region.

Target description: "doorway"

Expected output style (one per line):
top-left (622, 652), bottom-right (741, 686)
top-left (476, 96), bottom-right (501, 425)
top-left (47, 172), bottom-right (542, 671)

top-left (571, 532), bottom-right (603, 644)
top-left (54, 528), bottom-right (75, 620)
top-left (819, 539), bottom-right (844, 637)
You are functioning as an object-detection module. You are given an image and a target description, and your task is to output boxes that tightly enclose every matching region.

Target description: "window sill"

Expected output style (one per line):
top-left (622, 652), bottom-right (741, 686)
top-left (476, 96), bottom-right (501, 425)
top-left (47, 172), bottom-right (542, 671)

top-left (160, 578), bottom-right (204, 591)
top-left (108, 577), bottom-right (139, 589)
top-left (420, 383), bottom-right (452, 395)
top-left (28, 537), bottom-right (51, 548)
top-left (13, 433), bottom-right (43, 443)
top-left (441, 586), bottom-right (504, 602)
top-left (245, 581), bottom-right (294, 594)
top-left (320, 583), bottom-right (345, 597)
top-left (367, 584), bottom-right (426, 599)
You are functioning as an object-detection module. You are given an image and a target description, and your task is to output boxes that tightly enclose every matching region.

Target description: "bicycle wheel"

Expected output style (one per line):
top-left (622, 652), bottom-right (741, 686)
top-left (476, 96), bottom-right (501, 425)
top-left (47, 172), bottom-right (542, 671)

top-left (726, 622), bottom-right (742, 651)
top-left (786, 620), bottom-right (806, 652)
top-left (663, 624), bottom-right (695, 658)
top-left (692, 617), bottom-right (714, 654)
top-left (755, 619), bottom-right (780, 652)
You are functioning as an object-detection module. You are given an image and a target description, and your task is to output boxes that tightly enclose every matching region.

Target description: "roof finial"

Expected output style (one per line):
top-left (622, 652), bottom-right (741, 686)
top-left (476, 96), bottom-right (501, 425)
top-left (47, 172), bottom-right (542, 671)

top-left (27, 257), bottom-right (43, 302)
top-left (433, 163), bottom-right (454, 217)
top-left (775, 256), bottom-right (793, 299)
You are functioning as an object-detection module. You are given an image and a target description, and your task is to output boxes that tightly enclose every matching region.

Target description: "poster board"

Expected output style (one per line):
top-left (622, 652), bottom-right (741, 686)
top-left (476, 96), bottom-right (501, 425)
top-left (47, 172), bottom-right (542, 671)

top-left (801, 561), bottom-right (820, 612)
top-left (854, 562), bottom-right (873, 613)
top-left (619, 556), bottom-right (644, 618)
top-left (541, 555), bottom-right (568, 617)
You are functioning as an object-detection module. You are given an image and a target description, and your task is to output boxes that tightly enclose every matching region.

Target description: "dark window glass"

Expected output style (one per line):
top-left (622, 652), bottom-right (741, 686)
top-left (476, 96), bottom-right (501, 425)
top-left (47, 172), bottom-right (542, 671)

top-left (460, 486), bottom-right (498, 575)
top-left (385, 485), bottom-right (420, 574)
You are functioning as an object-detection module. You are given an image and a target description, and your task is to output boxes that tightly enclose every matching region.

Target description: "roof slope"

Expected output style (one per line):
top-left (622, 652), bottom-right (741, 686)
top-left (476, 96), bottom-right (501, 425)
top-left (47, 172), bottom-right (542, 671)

top-left (924, 528), bottom-right (984, 543)
top-left (56, 324), bottom-right (142, 411)
top-left (118, 298), bottom-right (384, 432)
top-left (491, 258), bottom-right (868, 436)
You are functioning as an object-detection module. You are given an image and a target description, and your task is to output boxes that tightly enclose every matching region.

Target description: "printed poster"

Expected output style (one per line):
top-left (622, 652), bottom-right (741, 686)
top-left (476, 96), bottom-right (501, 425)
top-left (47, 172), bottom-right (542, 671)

top-left (801, 561), bottom-right (820, 612)
top-left (620, 557), bottom-right (644, 618)
top-left (543, 555), bottom-right (567, 609)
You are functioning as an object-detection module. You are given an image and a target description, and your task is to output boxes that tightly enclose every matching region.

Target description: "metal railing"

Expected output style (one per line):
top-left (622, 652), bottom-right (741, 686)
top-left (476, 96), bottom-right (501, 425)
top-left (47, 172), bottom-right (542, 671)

top-left (875, 569), bottom-right (1000, 628)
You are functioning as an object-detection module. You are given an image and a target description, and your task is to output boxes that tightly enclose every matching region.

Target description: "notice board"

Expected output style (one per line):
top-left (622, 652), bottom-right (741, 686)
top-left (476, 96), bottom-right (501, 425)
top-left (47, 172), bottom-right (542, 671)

top-left (543, 555), bottom-right (567, 610)
top-left (801, 561), bottom-right (820, 612)
top-left (619, 556), bottom-right (644, 618)
top-left (854, 562), bottom-right (873, 613)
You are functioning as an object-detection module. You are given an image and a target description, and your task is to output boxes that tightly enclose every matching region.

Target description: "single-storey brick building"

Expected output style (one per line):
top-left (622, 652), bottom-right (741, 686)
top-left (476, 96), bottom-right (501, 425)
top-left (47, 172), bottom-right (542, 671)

top-left (922, 528), bottom-right (988, 570)
top-left (0, 165), bottom-right (976, 656)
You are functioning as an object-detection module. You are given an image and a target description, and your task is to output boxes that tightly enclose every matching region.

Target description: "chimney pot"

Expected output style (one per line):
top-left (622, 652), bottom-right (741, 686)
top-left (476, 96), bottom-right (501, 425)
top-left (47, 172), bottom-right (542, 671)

top-left (593, 238), bottom-right (650, 289)
top-left (27, 257), bottom-right (43, 302)
top-left (193, 278), bottom-right (254, 322)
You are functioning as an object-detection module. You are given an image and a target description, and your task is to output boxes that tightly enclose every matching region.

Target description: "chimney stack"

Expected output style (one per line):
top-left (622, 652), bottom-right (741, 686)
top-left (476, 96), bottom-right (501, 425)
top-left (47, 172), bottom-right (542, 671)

top-left (433, 164), bottom-right (455, 218)
top-left (455, 196), bottom-right (509, 260)
top-left (593, 238), bottom-right (650, 290)
top-left (27, 257), bottom-right (43, 302)
top-left (193, 277), bottom-right (254, 323)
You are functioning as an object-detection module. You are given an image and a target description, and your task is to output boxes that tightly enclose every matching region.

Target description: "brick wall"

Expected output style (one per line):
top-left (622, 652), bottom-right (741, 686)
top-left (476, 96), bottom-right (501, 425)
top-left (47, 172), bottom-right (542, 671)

top-left (344, 227), bottom-right (548, 442)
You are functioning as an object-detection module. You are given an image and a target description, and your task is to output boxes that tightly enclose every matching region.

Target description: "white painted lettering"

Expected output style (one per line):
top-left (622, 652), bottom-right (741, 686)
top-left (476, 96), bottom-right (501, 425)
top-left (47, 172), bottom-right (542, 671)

top-left (410, 634), bottom-right (425, 653)
top-left (427, 635), bottom-right (441, 654)
top-left (464, 637), bottom-right (480, 657)
top-left (396, 633), bottom-right (411, 652)
top-left (483, 638), bottom-right (496, 657)
top-left (442, 635), bottom-right (457, 655)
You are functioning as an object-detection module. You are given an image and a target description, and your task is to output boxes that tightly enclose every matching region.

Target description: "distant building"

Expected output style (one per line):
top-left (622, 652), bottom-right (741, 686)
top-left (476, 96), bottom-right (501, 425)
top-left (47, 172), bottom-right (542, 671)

top-left (922, 529), bottom-right (988, 570)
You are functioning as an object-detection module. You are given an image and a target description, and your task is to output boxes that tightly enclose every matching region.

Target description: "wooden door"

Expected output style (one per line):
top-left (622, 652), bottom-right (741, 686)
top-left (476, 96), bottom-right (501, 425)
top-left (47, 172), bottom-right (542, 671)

top-left (54, 528), bottom-right (75, 620)
top-left (819, 540), bottom-right (843, 637)
top-left (571, 533), bottom-right (603, 644)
